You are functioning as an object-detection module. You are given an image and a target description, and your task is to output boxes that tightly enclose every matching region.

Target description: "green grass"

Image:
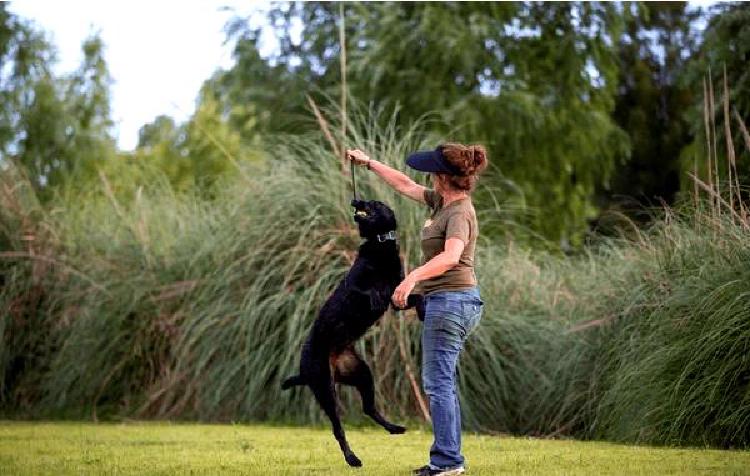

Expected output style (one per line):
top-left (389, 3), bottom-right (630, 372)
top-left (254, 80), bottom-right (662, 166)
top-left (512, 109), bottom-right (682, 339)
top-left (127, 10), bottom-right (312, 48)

top-left (0, 422), bottom-right (748, 475)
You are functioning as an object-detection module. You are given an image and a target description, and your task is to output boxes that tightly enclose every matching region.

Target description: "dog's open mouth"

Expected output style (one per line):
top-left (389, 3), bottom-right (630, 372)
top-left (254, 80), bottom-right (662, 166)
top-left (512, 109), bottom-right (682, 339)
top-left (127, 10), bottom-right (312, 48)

top-left (354, 210), bottom-right (368, 217)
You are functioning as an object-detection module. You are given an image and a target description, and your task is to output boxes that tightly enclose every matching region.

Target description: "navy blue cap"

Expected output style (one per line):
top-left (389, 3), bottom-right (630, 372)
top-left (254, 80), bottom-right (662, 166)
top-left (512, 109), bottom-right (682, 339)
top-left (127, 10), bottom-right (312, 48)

top-left (406, 146), bottom-right (462, 175)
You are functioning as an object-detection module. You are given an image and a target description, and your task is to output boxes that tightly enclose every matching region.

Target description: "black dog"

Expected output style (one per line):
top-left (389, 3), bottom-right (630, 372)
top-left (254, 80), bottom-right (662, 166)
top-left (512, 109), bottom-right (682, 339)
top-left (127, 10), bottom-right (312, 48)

top-left (281, 199), bottom-right (422, 467)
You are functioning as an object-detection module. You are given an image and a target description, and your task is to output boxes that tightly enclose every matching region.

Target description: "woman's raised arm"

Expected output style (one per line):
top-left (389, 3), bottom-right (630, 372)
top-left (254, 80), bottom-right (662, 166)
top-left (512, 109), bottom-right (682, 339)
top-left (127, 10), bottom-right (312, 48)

top-left (346, 149), bottom-right (426, 203)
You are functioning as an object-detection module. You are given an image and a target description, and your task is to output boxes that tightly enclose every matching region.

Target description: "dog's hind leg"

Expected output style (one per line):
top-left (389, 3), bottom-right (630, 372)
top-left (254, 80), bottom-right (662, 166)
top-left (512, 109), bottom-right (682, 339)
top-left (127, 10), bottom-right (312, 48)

top-left (309, 362), bottom-right (362, 467)
top-left (334, 350), bottom-right (407, 435)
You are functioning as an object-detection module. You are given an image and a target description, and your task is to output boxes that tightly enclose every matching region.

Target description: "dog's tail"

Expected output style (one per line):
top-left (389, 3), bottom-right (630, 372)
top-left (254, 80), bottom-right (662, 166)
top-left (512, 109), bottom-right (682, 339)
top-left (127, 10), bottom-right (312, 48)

top-left (281, 375), bottom-right (305, 390)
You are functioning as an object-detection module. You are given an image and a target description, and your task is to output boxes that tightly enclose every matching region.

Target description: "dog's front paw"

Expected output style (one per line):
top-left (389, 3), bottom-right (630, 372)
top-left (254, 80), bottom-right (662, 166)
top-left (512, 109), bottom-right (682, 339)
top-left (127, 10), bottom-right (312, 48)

top-left (387, 424), bottom-right (407, 434)
top-left (345, 452), bottom-right (363, 467)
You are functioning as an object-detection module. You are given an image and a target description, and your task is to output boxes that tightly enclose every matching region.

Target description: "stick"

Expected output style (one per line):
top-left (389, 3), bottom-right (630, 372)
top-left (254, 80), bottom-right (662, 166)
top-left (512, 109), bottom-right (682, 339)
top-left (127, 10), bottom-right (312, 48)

top-left (395, 314), bottom-right (432, 423)
top-left (709, 70), bottom-right (720, 216)
top-left (723, 66), bottom-right (735, 216)
top-left (733, 109), bottom-right (750, 222)
top-left (339, 2), bottom-right (355, 199)
top-left (702, 80), bottom-right (711, 189)
top-left (307, 95), bottom-right (340, 159)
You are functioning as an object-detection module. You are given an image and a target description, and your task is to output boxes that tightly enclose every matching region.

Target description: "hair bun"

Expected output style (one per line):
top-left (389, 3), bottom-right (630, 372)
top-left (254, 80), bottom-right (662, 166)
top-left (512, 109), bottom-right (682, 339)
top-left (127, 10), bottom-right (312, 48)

top-left (469, 145), bottom-right (487, 175)
top-left (442, 142), bottom-right (488, 178)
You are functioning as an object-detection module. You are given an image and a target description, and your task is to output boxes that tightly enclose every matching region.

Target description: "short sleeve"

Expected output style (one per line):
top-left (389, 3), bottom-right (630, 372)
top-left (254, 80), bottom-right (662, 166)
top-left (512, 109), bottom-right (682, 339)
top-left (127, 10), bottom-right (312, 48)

top-left (423, 189), bottom-right (439, 209)
top-left (445, 211), bottom-right (471, 244)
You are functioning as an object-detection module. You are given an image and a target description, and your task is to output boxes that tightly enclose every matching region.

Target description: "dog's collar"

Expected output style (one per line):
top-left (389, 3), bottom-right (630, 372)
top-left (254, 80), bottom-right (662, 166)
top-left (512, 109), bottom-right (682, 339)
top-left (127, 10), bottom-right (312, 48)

top-left (374, 230), bottom-right (397, 242)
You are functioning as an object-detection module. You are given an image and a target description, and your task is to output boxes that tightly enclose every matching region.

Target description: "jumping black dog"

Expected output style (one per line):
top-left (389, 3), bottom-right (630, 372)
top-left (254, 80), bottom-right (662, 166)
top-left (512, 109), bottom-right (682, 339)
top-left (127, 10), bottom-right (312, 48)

top-left (281, 199), bottom-right (422, 467)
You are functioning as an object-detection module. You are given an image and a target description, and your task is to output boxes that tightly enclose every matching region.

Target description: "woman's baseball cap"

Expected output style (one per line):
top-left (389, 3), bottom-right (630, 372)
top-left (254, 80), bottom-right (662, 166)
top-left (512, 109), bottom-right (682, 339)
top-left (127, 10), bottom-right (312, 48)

top-left (406, 146), bottom-right (463, 175)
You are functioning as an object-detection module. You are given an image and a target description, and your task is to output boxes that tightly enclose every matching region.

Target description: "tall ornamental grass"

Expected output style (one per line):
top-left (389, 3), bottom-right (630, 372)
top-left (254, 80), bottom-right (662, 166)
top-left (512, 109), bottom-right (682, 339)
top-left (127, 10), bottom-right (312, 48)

top-left (1, 106), bottom-right (749, 448)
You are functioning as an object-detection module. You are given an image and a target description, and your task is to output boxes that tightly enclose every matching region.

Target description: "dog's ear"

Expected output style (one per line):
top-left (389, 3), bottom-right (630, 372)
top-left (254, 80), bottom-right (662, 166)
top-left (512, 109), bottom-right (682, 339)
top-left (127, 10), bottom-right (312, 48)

top-left (351, 199), bottom-right (365, 209)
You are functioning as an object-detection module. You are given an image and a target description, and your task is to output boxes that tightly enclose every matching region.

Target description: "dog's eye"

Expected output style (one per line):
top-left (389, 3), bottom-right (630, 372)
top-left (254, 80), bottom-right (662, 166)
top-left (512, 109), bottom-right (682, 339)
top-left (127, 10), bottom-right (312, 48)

top-left (355, 210), bottom-right (368, 217)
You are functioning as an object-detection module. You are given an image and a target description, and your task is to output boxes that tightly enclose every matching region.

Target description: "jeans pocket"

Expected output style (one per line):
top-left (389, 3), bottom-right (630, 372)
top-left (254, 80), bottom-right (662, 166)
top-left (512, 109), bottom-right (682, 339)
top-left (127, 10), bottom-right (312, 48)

top-left (425, 295), bottom-right (462, 319)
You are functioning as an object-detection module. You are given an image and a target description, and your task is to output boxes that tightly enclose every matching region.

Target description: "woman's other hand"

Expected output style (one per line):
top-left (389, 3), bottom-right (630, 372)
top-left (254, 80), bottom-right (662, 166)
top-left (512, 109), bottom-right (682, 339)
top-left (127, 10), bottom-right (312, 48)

top-left (392, 275), bottom-right (417, 308)
top-left (346, 149), bottom-right (371, 167)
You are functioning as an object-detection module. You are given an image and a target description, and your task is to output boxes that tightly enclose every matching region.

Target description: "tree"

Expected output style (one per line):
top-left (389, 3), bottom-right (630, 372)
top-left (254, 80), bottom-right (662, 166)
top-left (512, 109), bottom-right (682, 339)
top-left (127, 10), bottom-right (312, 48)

top-left (0, 4), bottom-right (57, 170)
top-left (35, 33), bottom-right (116, 198)
top-left (134, 83), bottom-right (260, 194)
top-left (0, 11), bottom-right (116, 200)
top-left (62, 34), bottom-right (116, 183)
top-left (682, 2), bottom-right (750, 192)
top-left (222, 2), bottom-right (631, 246)
top-left (602, 2), bottom-right (698, 219)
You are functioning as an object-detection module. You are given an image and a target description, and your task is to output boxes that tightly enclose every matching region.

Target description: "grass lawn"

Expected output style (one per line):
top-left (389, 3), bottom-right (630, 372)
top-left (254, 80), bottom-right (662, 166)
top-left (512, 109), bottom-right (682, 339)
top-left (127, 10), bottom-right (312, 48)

top-left (0, 421), bottom-right (748, 475)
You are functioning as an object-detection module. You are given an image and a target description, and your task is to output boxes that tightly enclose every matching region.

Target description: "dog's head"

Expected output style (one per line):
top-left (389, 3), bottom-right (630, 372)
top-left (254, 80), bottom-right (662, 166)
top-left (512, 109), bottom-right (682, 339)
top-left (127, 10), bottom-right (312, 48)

top-left (351, 199), bottom-right (397, 239)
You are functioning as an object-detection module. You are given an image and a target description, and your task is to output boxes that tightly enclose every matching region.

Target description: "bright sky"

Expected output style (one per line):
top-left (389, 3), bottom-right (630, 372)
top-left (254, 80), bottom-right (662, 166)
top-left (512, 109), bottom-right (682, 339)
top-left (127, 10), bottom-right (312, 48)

top-left (8, 0), bottom-right (271, 151)
top-left (9, 1), bottom-right (717, 152)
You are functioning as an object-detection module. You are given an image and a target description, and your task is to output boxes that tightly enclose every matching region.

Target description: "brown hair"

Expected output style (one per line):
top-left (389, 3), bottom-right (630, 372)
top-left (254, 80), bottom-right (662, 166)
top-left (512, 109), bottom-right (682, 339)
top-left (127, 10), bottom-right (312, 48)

top-left (439, 143), bottom-right (488, 191)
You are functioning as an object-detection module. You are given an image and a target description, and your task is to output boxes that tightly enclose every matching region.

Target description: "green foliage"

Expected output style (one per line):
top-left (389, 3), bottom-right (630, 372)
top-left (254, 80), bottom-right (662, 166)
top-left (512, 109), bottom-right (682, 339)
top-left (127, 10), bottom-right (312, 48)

top-left (60, 35), bottom-right (116, 183)
top-left (682, 2), bottom-right (750, 187)
top-left (607, 2), bottom-right (698, 214)
top-left (135, 115), bottom-right (185, 185)
top-left (207, 17), bottom-right (314, 137)
top-left (0, 5), bottom-right (56, 161)
top-left (220, 2), bottom-right (632, 246)
top-left (3, 0), bottom-right (750, 451)
top-left (133, 84), bottom-right (262, 194)
top-left (3, 1), bottom-right (749, 245)
top-left (0, 6), bottom-right (260, 201)
top-left (589, 210), bottom-right (750, 447)
top-left (0, 10), bottom-right (115, 199)
top-left (2, 110), bottom-right (750, 448)
top-left (692, 3), bottom-right (750, 122)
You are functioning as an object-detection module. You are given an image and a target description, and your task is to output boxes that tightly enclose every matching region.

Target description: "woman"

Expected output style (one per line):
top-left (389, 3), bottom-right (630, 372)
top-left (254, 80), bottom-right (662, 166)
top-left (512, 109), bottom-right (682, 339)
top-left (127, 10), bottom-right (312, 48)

top-left (346, 144), bottom-right (486, 476)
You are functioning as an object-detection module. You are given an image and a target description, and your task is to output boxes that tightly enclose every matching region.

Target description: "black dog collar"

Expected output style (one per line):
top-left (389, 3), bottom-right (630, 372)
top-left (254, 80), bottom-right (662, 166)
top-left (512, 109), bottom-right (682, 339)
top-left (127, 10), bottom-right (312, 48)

top-left (375, 230), bottom-right (397, 242)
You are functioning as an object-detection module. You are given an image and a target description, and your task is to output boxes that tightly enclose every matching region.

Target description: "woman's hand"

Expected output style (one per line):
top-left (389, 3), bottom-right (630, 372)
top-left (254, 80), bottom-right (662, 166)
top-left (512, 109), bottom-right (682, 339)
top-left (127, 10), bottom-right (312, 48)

top-left (346, 149), bottom-right (371, 168)
top-left (392, 275), bottom-right (417, 308)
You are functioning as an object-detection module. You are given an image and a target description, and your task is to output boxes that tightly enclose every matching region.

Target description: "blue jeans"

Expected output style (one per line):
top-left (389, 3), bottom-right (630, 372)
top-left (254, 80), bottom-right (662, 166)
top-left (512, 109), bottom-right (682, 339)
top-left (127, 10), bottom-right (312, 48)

top-left (421, 286), bottom-right (484, 469)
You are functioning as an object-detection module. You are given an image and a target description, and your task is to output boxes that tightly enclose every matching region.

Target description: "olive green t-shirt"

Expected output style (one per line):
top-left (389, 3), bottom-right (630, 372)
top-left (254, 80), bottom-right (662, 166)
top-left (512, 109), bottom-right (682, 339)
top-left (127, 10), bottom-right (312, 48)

top-left (417, 189), bottom-right (478, 295)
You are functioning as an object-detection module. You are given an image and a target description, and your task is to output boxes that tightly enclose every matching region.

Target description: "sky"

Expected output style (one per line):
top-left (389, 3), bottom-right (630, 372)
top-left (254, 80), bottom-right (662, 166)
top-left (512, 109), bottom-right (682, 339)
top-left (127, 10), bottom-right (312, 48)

top-left (9, 1), bottom-right (718, 152)
top-left (8, 0), bottom-right (271, 151)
